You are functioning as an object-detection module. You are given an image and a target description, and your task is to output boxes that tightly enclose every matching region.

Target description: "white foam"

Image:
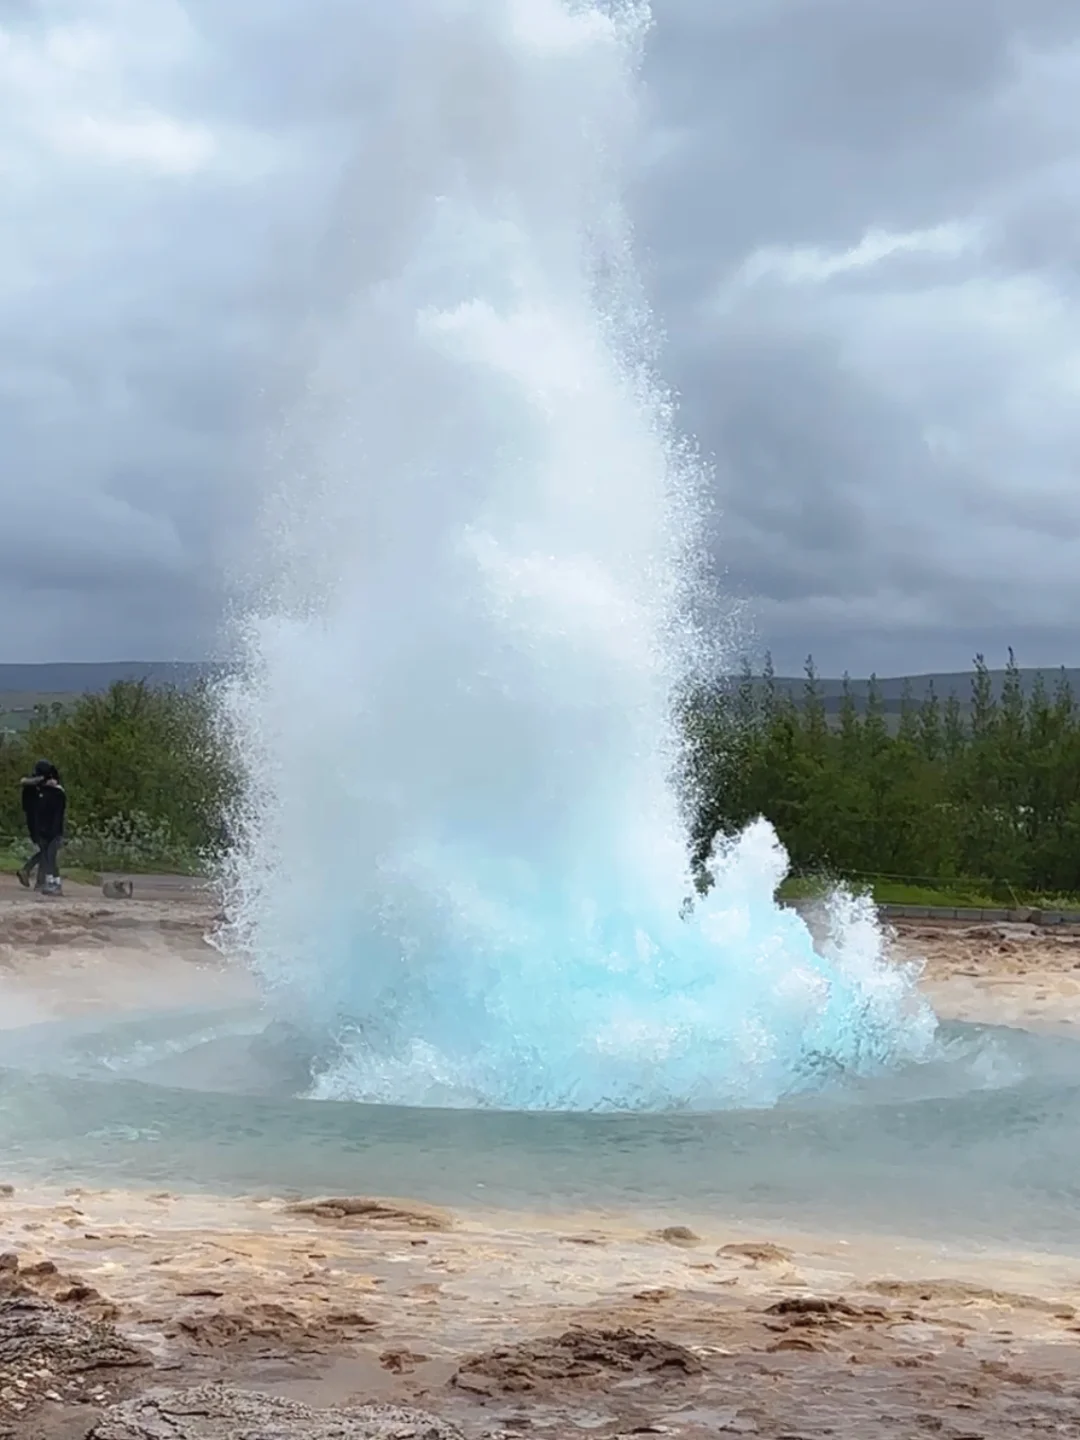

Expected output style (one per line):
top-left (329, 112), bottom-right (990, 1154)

top-left (218, 0), bottom-right (935, 1111)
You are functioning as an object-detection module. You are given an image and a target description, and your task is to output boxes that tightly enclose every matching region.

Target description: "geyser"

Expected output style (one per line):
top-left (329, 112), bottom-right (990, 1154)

top-left (220, 0), bottom-right (935, 1110)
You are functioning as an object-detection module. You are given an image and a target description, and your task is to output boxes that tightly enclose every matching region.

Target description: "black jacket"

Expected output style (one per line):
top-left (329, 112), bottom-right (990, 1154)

top-left (20, 781), bottom-right (38, 840)
top-left (33, 782), bottom-right (66, 843)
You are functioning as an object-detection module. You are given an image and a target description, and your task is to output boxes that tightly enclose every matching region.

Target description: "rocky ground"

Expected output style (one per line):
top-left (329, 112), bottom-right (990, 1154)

top-left (2, 1180), bottom-right (1080, 1440)
top-left (3, 875), bottom-right (1080, 1437)
top-left (2, 1180), bottom-right (1080, 1439)
top-left (899, 917), bottom-right (1080, 1034)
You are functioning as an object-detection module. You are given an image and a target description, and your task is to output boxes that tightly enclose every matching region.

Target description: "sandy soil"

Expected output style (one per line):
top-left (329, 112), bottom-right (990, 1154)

top-left (896, 918), bottom-right (1080, 1034)
top-left (3, 880), bottom-right (1080, 1437)
top-left (0, 875), bottom-right (256, 1029)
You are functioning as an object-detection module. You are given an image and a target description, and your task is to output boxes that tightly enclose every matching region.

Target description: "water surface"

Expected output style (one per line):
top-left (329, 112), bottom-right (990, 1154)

top-left (2, 1007), bottom-right (1079, 1253)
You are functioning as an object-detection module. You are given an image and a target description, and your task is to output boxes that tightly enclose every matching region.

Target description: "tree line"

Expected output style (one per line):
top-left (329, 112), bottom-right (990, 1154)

top-left (683, 652), bottom-right (1080, 901)
top-left (4, 656), bottom-right (1080, 897)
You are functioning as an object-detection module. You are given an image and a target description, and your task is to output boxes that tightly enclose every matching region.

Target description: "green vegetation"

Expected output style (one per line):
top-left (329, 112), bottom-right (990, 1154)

top-left (0, 681), bottom-right (236, 878)
top-left (776, 875), bottom-right (1007, 910)
top-left (685, 650), bottom-right (1080, 908)
top-left (5, 652), bottom-right (1080, 908)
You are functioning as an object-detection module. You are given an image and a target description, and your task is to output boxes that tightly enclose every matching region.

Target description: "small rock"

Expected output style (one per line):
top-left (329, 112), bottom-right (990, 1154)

top-left (766, 1297), bottom-right (878, 1320)
top-left (380, 1348), bottom-right (428, 1374)
top-left (652, 1227), bottom-right (700, 1249)
top-left (285, 1196), bottom-right (453, 1232)
top-left (767, 1335), bottom-right (824, 1353)
top-left (22, 1262), bottom-right (58, 1278)
top-left (454, 1328), bottom-right (704, 1394)
top-left (718, 1243), bottom-right (794, 1265)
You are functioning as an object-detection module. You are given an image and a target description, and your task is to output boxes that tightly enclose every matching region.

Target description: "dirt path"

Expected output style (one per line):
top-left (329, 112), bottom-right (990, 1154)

top-left (0, 876), bottom-right (254, 1028)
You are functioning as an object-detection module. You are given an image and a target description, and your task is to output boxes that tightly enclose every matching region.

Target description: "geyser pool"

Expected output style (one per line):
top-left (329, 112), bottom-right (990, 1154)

top-left (218, 0), bottom-right (936, 1110)
top-left (2, 1009), bottom-right (1080, 1250)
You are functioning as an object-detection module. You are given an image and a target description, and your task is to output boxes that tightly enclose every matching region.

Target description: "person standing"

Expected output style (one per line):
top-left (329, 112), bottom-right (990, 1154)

top-left (19, 760), bottom-right (47, 849)
top-left (17, 760), bottom-right (66, 894)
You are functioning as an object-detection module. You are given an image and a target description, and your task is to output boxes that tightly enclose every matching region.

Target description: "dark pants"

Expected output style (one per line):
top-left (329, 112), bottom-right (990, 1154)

top-left (24, 836), bottom-right (62, 890)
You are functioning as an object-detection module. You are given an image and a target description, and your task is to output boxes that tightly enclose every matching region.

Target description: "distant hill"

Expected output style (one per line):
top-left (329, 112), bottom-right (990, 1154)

top-left (763, 669), bottom-right (1080, 716)
top-left (3, 661), bottom-right (1078, 736)
top-left (0, 662), bottom-right (228, 734)
top-left (0, 662), bottom-right (223, 695)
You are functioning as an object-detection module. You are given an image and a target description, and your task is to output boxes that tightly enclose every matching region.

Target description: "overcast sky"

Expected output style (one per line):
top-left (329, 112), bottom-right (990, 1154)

top-left (2, 0), bottom-right (1079, 676)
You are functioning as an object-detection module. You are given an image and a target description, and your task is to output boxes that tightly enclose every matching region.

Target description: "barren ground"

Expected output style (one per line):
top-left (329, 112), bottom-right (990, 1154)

top-left (2, 876), bottom-right (1080, 1438)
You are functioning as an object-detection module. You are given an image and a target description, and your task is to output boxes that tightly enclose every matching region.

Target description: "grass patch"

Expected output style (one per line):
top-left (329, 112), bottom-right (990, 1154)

top-left (1, 829), bottom-right (208, 881)
top-left (868, 879), bottom-right (1003, 908)
top-left (0, 845), bottom-right (101, 888)
top-left (0, 840), bottom-right (207, 887)
top-left (778, 873), bottom-right (1080, 910)
top-left (1, 840), bottom-right (208, 887)
top-left (67, 853), bottom-right (207, 878)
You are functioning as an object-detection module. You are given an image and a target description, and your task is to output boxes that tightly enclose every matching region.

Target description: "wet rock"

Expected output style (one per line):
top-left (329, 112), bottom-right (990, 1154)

top-left (452, 1328), bottom-right (704, 1395)
top-left (89, 1386), bottom-right (464, 1440)
top-left (767, 1334), bottom-right (829, 1353)
top-left (0, 1296), bottom-right (149, 1425)
top-left (867, 1278), bottom-right (1068, 1314)
top-left (719, 1243), bottom-right (794, 1266)
top-left (101, 880), bottom-right (134, 900)
top-left (0, 1296), bottom-right (146, 1372)
top-left (768, 1297), bottom-right (860, 1317)
top-left (0, 1255), bottom-right (118, 1323)
top-left (765, 1297), bottom-right (888, 1329)
top-left (652, 1227), bottom-right (700, 1249)
top-left (380, 1349), bottom-right (429, 1374)
top-left (284, 1197), bottom-right (453, 1232)
top-left (167, 1301), bottom-right (376, 1357)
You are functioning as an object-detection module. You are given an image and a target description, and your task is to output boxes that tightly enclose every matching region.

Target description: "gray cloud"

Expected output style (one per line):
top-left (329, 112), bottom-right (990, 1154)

top-left (643, 0), bottom-right (1080, 673)
top-left (1, 0), bottom-right (1079, 674)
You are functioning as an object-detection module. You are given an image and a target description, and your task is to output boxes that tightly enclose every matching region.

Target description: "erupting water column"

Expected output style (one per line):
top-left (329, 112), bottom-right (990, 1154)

top-left (221, 0), bottom-right (935, 1111)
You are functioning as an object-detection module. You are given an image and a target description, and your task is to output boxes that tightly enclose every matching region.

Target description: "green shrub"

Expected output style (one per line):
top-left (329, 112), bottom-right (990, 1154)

top-left (0, 680), bottom-right (235, 873)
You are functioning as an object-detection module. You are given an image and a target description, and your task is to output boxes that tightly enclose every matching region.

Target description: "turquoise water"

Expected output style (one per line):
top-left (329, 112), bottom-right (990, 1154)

top-left (2, 1007), bottom-right (1080, 1251)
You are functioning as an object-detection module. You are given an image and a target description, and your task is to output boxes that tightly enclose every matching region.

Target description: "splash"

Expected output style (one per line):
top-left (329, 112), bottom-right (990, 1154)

top-left (220, 0), bottom-right (936, 1111)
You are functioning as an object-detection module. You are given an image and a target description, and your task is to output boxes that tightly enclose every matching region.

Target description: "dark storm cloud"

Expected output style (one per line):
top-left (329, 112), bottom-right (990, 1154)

top-left (0, 0), bottom-right (333, 659)
top-left (2, 0), bottom-right (1079, 671)
top-left (640, 0), bottom-right (1080, 673)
